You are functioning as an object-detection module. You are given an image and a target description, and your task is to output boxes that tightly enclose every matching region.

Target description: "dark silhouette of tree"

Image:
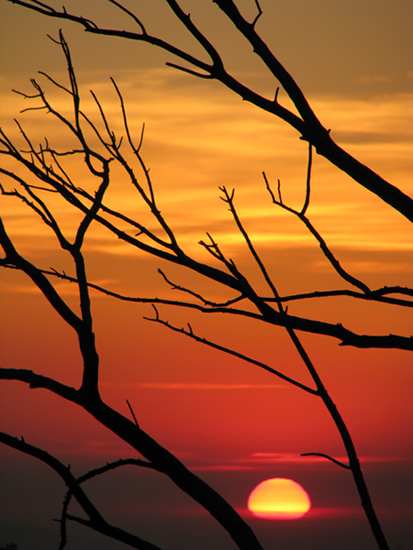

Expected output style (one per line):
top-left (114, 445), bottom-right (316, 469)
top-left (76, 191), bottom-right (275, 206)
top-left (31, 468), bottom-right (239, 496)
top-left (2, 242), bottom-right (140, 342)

top-left (0, 2), bottom-right (412, 550)
top-left (3, 0), bottom-right (413, 222)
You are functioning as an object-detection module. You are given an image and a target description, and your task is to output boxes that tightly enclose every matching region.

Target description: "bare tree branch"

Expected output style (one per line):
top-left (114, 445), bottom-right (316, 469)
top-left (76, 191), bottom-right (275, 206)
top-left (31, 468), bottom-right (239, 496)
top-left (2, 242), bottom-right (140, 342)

top-left (301, 143), bottom-right (312, 216)
top-left (1, 16), bottom-right (409, 549)
top-left (264, 173), bottom-right (372, 294)
top-left (301, 452), bottom-right (351, 470)
top-left (251, 0), bottom-right (263, 28)
top-left (144, 306), bottom-right (319, 395)
top-left (0, 219), bottom-right (83, 330)
top-left (6, 0), bottom-right (411, 219)
top-left (59, 456), bottom-right (158, 547)
top-left (277, 287), bottom-right (413, 308)
top-left (0, 367), bottom-right (79, 401)
top-left (0, 432), bottom-right (165, 550)
top-left (2, 261), bottom-right (411, 349)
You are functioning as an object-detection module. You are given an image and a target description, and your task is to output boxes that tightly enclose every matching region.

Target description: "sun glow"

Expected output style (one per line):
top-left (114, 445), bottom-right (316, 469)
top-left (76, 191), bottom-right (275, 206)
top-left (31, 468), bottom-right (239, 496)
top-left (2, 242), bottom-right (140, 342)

top-left (247, 478), bottom-right (311, 520)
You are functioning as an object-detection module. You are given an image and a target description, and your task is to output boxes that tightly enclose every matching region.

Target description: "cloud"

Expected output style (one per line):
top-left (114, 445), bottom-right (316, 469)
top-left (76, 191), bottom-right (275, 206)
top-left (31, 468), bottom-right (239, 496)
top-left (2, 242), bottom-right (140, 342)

top-left (246, 452), bottom-right (409, 465)
top-left (357, 75), bottom-right (391, 84)
top-left (189, 452), bottom-right (411, 472)
top-left (130, 382), bottom-right (285, 390)
top-left (188, 452), bottom-right (324, 472)
top-left (191, 464), bottom-right (257, 472)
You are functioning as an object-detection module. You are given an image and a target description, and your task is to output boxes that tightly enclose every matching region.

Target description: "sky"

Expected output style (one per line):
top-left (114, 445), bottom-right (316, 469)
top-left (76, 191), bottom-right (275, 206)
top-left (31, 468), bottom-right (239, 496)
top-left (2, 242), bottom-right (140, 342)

top-left (0, 1), bottom-right (412, 549)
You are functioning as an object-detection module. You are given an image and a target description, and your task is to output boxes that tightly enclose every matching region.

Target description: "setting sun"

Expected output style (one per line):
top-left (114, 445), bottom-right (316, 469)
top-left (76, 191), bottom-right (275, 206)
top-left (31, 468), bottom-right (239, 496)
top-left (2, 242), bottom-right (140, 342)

top-left (247, 478), bottom-right (311, 520)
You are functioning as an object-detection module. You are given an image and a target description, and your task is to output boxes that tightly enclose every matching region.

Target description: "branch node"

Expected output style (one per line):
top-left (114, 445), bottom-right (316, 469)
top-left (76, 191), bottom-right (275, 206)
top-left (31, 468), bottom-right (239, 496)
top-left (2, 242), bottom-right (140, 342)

top-left (126, 399), bottom-right (140, 428)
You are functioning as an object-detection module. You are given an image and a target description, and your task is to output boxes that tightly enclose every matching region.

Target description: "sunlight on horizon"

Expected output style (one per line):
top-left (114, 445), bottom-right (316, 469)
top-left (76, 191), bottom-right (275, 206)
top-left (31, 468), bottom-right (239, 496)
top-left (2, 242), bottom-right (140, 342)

top-left (248, 478), bottom-right (311, 520)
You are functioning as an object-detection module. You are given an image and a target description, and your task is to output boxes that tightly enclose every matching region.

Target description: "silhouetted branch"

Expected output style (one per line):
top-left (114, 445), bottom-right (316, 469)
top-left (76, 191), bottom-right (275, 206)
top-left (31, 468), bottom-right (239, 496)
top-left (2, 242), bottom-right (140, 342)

top-left (301, 143), bottom-right (312, 215)
top-left (0, 176), bottom-right (64, 239)
top-left (126, 399), bottom-right (140, 428)
top-left (2, 35), bottom-right (409, 356)
top-left (0, 432), bottom-right (165, 550)
top-left (144, 309), bottom-right (318, 395)
top-left (165, 62), bottom-right (214, 79)
top-left (7, 0), bottom-right (412, 220)
top-left (108, 0), bottom-right (147, 34)
top-left (0, 367), bottom-right (79, 402)
top-left (0, 219), bottom-right (82, 331)
top-left (301, 452), bottom-right (351, 470)
top-left (1, 16), bottom-right (409, 549)
top-left (220, 185), bottom-right (283, 311)
top-left (158, 268), bottom-right (245, 307)
top-left (277, 287), bottom-right (413, 308)
top-left (215, 181), bottom-right (392, 549)
top-left (0, 363), bottom-right (264, 550)
top-left (264, 173), bottom-right (371, 294)
top-left (2, 260), bottom-right (410, 349)
top-left (77, 457), bottom-right (159, 484)
top-left (251, 0), bottom-right (263, 28)
top-left (59, 456), bottom-right (158, 546)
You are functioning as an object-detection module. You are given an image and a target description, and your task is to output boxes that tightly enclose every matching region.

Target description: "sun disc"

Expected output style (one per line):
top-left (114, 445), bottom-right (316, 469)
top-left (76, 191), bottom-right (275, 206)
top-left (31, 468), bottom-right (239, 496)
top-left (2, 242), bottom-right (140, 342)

top-left (247, 478), bottom-right (311, 520)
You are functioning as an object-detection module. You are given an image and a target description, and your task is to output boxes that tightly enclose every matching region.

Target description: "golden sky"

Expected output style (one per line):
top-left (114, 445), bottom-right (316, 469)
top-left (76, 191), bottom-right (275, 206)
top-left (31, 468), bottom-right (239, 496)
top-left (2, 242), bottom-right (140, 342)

top-left (0, 2), bottom-right (412, 549)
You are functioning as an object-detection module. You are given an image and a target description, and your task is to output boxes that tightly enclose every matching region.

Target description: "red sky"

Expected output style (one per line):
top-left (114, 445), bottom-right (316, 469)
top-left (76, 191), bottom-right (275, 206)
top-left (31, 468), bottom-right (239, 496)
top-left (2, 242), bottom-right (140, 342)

top-left (0, 1), bottom-right (412, 549)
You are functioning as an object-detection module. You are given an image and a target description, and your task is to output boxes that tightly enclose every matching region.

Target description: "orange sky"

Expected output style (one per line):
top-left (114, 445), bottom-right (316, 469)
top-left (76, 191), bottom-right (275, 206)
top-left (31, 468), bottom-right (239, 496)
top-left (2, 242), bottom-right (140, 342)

top-left (0, 1), bottom-right (412, 549)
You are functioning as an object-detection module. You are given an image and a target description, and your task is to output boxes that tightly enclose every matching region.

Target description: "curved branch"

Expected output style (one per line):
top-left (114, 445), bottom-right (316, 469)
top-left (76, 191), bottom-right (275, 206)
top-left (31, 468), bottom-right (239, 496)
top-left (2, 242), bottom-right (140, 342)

top-left (213, 0), bottom-right (413, 221)
top-left (60, 457), bottom-right (159, 545)
top-left (3, 264), bottom-right (411, 350)
top-left (0, 432), bottom-right (165, 550)
top-left (277, 288), bottom-right (413, 308)
top-left (144, 310), bottom-right (318, 395)
top-left (107, 0), bottom-right (147, 33)
top-left (220, 185), bottom-right (283, 309)
top-left (301, 452), bottom-right (351, 470)
top-left (265, 173), bottom-right (371, 294)
top-left (0, 367), bottom-right (264, 550)
top-left (9, 0), bottom-right (409, 219)
top-left (0, 219), bottom-right (82, 330)
top-left (0, 367), bottom-right (79, 402)
top-left (77, 458), bottom-right (159, 485)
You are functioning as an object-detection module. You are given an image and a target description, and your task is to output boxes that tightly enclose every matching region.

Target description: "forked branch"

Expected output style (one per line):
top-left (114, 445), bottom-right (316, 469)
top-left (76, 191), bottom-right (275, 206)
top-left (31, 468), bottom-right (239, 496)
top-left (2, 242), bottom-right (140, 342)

top-left (144, 305), bottom-right (318, 395)
top-left (0, 432), bottom-right (165, 550)
top-left (6, 0), bottom-right (413, 220)
top-left (1, 21), bottom-right (407, 550)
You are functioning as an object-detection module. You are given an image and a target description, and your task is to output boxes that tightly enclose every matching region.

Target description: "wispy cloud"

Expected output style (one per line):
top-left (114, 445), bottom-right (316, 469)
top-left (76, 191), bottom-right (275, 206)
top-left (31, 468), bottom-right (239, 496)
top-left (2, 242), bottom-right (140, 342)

top-left (357, 75), bottom-right (391, 85)
top-left (189, 452), bottom-right (411, 472)
top-left (2, 78), bottom-right (411, 262)
top-left (246, 452), bottom-right (410, 465)
top-left (120, 382), bottom-right (285, 391)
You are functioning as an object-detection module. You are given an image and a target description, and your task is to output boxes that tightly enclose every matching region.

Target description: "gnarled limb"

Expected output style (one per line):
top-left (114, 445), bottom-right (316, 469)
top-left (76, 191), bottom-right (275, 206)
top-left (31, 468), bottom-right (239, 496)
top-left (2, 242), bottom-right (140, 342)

top-left (5, 0), bottom-right (413, 220)
top-left (0, 432), bottom-right (165, 550)
top-left (0, 366), bottom-right (264, 550)
top-left (1, 25), bottom-right (409, 550)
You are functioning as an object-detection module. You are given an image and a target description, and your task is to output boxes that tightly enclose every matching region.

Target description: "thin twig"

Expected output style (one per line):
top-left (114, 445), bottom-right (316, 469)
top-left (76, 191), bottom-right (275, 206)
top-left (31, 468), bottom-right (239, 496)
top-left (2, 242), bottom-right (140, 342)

top-left (301, 142), bottom-right (312, 215)
top-left (251, 0), bottom-right (263, 27)
top-left (265, 174), bottom-right (371, 294)
top-left (126, 399), bottom-right (140, 427)
top-left (144, 312), bottom-right (318, 395)
top-left (301, 452), bottom-right (351, 470)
